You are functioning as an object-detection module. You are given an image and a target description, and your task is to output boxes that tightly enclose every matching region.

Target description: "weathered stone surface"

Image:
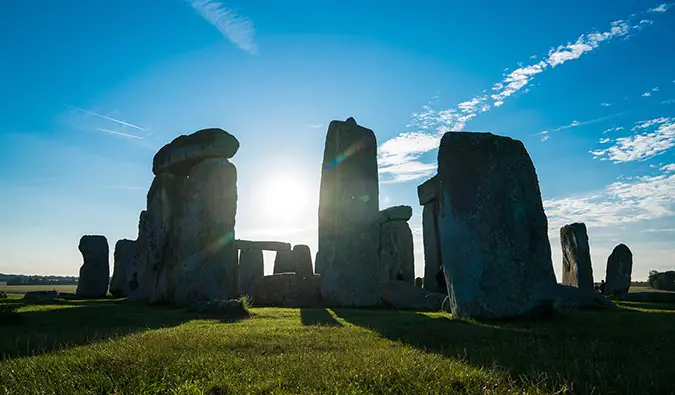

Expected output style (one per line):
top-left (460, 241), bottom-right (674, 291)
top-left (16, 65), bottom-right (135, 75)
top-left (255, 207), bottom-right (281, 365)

top-left (436, 132), bottom-right (558, 320)
top-left (378, 205), bottom-right (413, 223)
top-left (417, 175), bottom-right (439, 206)
top-left (173, 158), bottom-right (238, 304)
top-left (127, 211), bottom-right (148, 301)
top-left (252, 273), bottom-right (321, 307)
top-left (110, 239), bottom-right (135, 298)
top-left (238, 248), bottom-right (264, 296)
top-left (604, 244), bottom-right (633, 297)
top-left (379, 281), bottom-right (446, 311)
top-left (422, 202), bottom-right (445, 293)
top-left (560, 223), bottom-right (594, 290)
top-left (415, 277), bottom-right (423, 288)
top-left (23, 290), bottom-right (60, 302)
top-left (379, 220), bottom-right (415, 283)
top-left (153, 128), bottom-right (240, 176)
top-left (235, 240), bottom-right (291, 251)
top-left (292, 244), bottom-right (314, 278)
top-left (76, 235), bottom-right (110, 298)
top-left (318, 117), bottom-right (380, 307)
top-left (273, 250), bottom-right (295, 274)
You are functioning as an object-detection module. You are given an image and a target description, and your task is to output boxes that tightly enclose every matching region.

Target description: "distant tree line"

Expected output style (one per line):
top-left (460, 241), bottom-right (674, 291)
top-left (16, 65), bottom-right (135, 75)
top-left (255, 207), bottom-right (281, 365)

top-left (0, 274), bottom-right (78, 286)
top-left (647, 270), bottom-right (675, 292)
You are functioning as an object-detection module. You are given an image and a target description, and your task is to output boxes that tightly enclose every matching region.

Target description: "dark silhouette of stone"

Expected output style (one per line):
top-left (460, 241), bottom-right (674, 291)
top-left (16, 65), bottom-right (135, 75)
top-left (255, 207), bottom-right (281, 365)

top-left (379, 281), bottom-right (446, 311)
top-left (378, 205), bottom-right (412, 223)
top-left (379, 220), bottom-right (414, 283)
top-left (238, 248), bottom-right (264, 296)
top-left (436, 132), bottom-right (557, 320)
top-left (252, 273), bottom-right (321, 307)
top-left (418, 176), bottom-right (445, 293)
top-left (235, 240), bottom-right (291, 251)
top-left (76, 235), bottom-right (110, 298)
top-left (415, 277), bottom-right (423, 288)
top-left (318, 117), bottom-right (380, 307)
top-left (23, 290), bottom-right (60, 302)
top-left (173, 157), bottom-right (238, 303)
top-left (604, 244), bottom-right (633, 296)
top-left (273, 250), bottom-right (295, 274)
top-left (560, 223), bottom-right (594, 290)
top-left (152, 128), bottom-right (240, 176)
top-left (417, 175), bottom-right (439, 205)
top-left (292, 244), bottom-right (314, 278)
top-left (110, 239), bottom-right (135, 297)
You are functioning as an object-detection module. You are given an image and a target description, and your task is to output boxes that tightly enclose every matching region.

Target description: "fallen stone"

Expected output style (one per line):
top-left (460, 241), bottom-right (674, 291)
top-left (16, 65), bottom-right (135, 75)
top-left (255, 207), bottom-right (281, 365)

top-left (153, 128), bottom-right (240, 176)
top-left (235, 240), bottom-right (291, 251)
top-left (252, 273), bottom-right (321, 307)
top-left (378, 205), bottom-right (413, 223)
top-left (604, 244), bottom-right (633, 297)
top-left (76, 235), bottom-right (110, 298)
top-left (238, 248), bottom-right (264, 296)
top-left (379, 281), bottom-right (446, 311)
top-left (379, 220), bottom-right (415, 283)
top-left (436, 132), bottom-right (558, 320)
top-left (560, 223), bottom-right (594, 291)
top-left (292, 244), bottom-right (314, 278)
top-left (110, 239), bottom-right (136, 298)
top-left (551, 284), bottom-right (617, 311)
top-left (23, 290), bottom-right (60, 303)
top-left (318, 117), bottom-right (380, 307)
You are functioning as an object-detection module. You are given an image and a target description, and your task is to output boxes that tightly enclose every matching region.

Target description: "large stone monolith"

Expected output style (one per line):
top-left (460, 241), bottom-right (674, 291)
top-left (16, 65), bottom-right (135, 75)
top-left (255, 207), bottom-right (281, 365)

top-left (604, 244), bottom-right (633, 296)
top-left (110, 238), bottom-right (135, 297)
top-left (419, 176), bottom-right (445, 293)
top-left (173, 157), bottom-right (238, 303)
top-left (238, 248), bottom-right (264, 296)
top-left (273, 250), bottom-right (295, 274)
top-left (76, 235), bottom-right (110, 298)
top-left (436, 132), bottom-right (558, 320)
top-left (153, 128), bottom-right (240, 176)
top-left (560, 222), bottom-right (594, 290)
top-left (292, 244), bottom-right (314, 278)
top-left (317, 117), bottom-right (380, 306)
top-left (379, 219), bottom-right (415, 283)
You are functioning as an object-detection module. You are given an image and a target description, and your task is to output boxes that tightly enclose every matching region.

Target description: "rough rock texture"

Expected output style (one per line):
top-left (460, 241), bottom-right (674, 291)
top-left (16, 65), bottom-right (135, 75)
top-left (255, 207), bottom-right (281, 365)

top-left (273, 250), bottom-right (295, 274)
top-left (292, 244), bottom-right (314, 278)
top-left (238, 248), bottom-right (264, 296)
top-left (378, 205), bottom-right (413, 223)
top-left (417, 175), bottom-right (439, 206)
top-left (560, 223), bottom-right (594, 290)
top-left (252, 273), bottom-right (322, 307)
top-left (379, 220), bottom-right (415, 283)
top-left (436, 132), bottom-right (558, 320)
top-left (415, 277), bottom-right (423, 288)
top-left (550, 284), bottom-right (617, 311)
top-left (110, 239), bottom-right (136, 298)
top-left (173, 158), bottom-right (238, 304)
top-left (422, 202), bottom-right (444, 293)
top-left (318, 117), bottom-right (380, 306)
top-left (379, 281), bottom-right (446, 311)
top-left (76, 235), bottom-right (110, 298)
top-left (604, 244), bottom-right (633, 297)
top-left (153, 128), bottom-right (240, 176)
top-left (235, 240), bottom-right (291, 251)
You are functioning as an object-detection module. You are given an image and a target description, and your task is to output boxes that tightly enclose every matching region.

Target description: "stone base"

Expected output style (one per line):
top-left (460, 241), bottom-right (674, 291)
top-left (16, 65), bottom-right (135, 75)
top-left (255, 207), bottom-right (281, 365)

top-left (252, 273), bottom-right (322, 307)
top-left (379, 281), bottom-right (446, 311)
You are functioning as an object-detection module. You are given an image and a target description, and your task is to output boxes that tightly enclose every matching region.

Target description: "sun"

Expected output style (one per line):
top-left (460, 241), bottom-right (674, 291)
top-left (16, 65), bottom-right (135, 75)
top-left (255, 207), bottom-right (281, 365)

top-left (260, 176), bottom-right (312, 222)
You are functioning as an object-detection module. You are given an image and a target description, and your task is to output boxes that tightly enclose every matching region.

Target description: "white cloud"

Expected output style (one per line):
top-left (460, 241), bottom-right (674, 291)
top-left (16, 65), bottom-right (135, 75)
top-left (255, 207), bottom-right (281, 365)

top-left (538, 113), bottom-right (627, 138)
top-left (185, 0), bottom-right (257, 54)
top-left (662, 99), bottom-right (675, 104)
top-left (600, 102), bottom-right (612, 106)
top-left (642, 92), bottom-right (652, 97)
top-left (648, 3), bottom-right (672, 12)
top-left (95, 128), bottom-right (145, 140)
top-left (68, 105), bottom-right (146, 130)
top-left (307, 123), bottom-right (324, 129)
top-left (378, 132), bottom-right (441, 183)
top-left (592, 118), bottom-right (675, 162)
top-left (653, 87), bottom-right (661, 92)
top-left (599, 138), bottom-right (611, 144)
top-left (661, 164), bottom-right (675, 172)
top-left (642, 228), bottom-right (675, 233)
top-left (604, 126), bottom-right (624, 134)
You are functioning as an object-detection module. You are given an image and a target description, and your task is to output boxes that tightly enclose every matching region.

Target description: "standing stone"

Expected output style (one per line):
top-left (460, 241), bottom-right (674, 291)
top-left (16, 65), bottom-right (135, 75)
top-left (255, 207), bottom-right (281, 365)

top-left (153, 128), bottom-right (240, 176)
top-left (110, 239), bottom-right (135, 297)
top-left (127, 211), bottom-right (148, 300)
top-left (292, 244), bottom-right (314, 278)
top-left (422, 202), bottom-right (444, 293)
top-left (273, 250), bottom-right (295, 274)
top-left (604, 244), bottom-right (633, 296)
top-left (415, 277), bottom-right (424, 288)
top-left (173, 157), bottom-right (238, 304)
top-left (436, 132), bottom-right (557, 320)
top-left (560, 223), bottom-right (594, 290)
top-left (238, 248), bottom-right (264, 296)
top-left (379, 220), bottom-right (415, 283)
top-left (76, 235), bottom-right (110, 298)
top-left (318, 117), bottom-right (380, 306)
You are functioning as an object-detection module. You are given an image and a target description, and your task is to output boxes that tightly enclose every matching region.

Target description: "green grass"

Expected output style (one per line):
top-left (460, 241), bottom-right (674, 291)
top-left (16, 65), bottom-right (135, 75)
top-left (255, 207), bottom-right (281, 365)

top-left (0, 284), bottom-right (78, 294)
top-left (1, 296), bottom-right (674, 394)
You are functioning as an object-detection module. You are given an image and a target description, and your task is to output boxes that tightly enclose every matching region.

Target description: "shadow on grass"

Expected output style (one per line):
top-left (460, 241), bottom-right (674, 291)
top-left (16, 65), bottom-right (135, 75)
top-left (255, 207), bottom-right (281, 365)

top-left (0, 298), bottom-right (247, 361)
top-left (300, 308), bottom-right (343, 326)
top-left (332, 306), bottom-right (675, 394)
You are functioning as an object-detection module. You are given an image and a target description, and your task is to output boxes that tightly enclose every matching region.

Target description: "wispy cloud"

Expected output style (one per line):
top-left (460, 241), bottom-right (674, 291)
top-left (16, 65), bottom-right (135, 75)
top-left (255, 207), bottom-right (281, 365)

top-left (648, 3), bottom-right (673, 12)
top-left (95, 128), bottom-right (145, 140)
top-left (68, 106), bottom-right (146, 130)
top-left (307, 123), bottom-right (325, 129)
top-left (642, 92), bottom-right (652, 97)
top-left (100, 185), bottom-right (147, 190)
top-left (591, 117), bottom-right (675, 162)
top-left (642, 228), bottom-right (675, 233)
top-left (537, 112), bottom-right (627, 141)
top-left (652, 87), bottom-right (661, 92)
top-left (604, 126), bottom-right (625, 134)
top-left (377, 7), bottom-right (666, 182)
top-left (185, 0), bottom-right (257, 54)
top-left (600, 102), bottom-right (612, 106)
top-left (662, 99), bottom-right (675, 104)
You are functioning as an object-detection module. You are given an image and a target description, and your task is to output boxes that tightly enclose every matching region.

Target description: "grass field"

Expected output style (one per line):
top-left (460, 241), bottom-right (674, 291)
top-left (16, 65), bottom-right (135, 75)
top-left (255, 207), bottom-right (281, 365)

top-left (0, 284), bottom-right (77, 294)
top-left (1, 295), bottom-right (674, 394)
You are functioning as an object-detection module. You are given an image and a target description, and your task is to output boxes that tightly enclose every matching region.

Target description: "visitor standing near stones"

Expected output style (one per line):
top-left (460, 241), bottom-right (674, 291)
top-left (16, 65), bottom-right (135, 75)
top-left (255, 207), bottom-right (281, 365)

top-left (75, 235), bottom-right (110, 298)
top-left (560, 223), bottom-right (594, 291)
top-left (604, 244), bottom-right (633, 296)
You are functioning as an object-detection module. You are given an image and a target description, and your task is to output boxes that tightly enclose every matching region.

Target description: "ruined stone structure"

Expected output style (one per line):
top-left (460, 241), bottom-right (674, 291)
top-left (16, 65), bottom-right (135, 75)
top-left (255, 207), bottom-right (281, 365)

top-left (252, 273), bottom-right (322, 307)
top-left (292, 244), bottom-right (314, 278)
top-left (378, 205), bottom-right (414, 283)
top-left (560, 223), bottom-right (594, 290)
top-left (110, 238), bottom-right (135, 297)
top-left (127, 128), bottom-right (239, 305)
top-left (417, 176), bottom-right (446, 294)
top-left (317, 117), bottom-right (380, 306)
top-left (238, 248), bottom-right (264, 296)
top-left (273, 250), bottom-right (296, 274)
top-left (436, 132), bottom-right (558, 320)
top-left (604, 244), bottom-right (633, 296)
top-left (76, 235), bottom-right (110, 298)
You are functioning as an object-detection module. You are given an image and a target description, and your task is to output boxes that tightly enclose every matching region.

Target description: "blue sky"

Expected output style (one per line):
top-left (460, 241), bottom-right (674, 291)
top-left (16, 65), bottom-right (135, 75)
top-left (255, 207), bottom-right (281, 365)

top-left (1, 1), bottom-right (674, 281)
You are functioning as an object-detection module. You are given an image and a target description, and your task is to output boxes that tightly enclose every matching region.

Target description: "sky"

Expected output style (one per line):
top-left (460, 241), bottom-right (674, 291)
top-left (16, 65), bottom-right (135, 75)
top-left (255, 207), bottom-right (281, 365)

top-left (1, 0), bottom-right (674, 281)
